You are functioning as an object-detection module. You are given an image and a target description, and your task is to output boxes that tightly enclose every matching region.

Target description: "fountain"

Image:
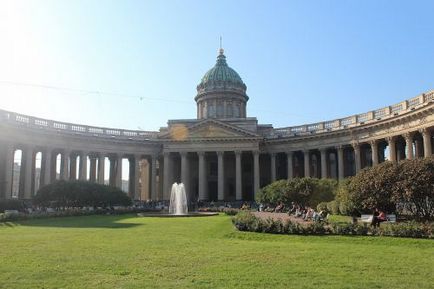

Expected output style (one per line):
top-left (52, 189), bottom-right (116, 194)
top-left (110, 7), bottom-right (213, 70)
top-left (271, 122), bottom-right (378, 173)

top-left (137, 182), bottom-right (218, 217)
top-left (169, 183), bottom-right (188, 215)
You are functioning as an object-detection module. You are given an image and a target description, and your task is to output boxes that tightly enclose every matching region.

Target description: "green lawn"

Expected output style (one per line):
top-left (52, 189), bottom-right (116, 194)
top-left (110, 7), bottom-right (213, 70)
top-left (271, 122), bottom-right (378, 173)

top-left (0, 214), bottom-right (433, 289)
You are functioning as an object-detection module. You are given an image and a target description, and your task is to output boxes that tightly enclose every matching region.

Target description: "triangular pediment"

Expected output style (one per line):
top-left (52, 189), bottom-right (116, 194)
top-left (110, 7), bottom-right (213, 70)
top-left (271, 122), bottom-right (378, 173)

top-left (159, 119), bottom-right (259, 140)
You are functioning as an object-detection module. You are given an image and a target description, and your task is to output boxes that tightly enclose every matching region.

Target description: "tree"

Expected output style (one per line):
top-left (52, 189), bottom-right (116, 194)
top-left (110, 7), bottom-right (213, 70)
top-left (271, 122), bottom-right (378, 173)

top-left (392, 158), bottom-right (434, 221)
top-left (256, 178), bottom-right (337, 207)
top-left (347, 161), bottom-right (398, 214)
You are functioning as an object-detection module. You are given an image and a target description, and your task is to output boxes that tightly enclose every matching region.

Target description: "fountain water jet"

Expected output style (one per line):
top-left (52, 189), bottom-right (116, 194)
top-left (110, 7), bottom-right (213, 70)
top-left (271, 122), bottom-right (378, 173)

top-left (169, 183), bottom-right (188, 215)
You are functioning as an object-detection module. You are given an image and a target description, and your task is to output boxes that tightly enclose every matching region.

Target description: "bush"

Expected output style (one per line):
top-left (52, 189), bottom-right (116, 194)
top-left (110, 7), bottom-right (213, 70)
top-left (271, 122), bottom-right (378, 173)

top-left (34, 181), bottom-right (132, 208)
top-left (316, 202), bottom-right (328, 213)
top-left (223, 208), bottom-right (240, 216)
top-left (392, 158), bottom-right (434, 221)
top-left (232, 211), bottom-right (261, 232)
top-left (256, 178), bottom-right (337, 207)
top-left (231, 212), bottom-right (432, 238)
top-left (0, 199), bottom-right (25, 213)
top-left (379, 221), bottom-right (433, 238)
top-left (344, 158), bottom-right (434, 220)
top-left (326, 200), bottom-right (340, 215)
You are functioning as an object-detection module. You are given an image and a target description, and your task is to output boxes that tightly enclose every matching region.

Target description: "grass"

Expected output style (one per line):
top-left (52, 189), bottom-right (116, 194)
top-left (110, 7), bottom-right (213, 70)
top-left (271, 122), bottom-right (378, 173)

top-left (0, 214), bottom-right (433, 289)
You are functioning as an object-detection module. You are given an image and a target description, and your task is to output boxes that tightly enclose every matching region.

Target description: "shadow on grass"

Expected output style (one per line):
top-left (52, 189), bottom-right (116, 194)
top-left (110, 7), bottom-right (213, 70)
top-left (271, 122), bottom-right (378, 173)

top-left (1, 214), bottom-right (143, 229)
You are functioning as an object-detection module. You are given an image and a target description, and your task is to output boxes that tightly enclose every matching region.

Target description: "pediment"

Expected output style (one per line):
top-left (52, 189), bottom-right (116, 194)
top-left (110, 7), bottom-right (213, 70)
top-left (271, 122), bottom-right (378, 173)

top-left (159, 119), bottom-right (259, 140)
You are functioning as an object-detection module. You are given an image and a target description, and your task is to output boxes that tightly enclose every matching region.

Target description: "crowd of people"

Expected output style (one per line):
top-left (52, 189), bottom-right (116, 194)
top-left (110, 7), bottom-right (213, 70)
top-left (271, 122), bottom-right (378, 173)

top-left (258, 201), bottom-right (328, 222)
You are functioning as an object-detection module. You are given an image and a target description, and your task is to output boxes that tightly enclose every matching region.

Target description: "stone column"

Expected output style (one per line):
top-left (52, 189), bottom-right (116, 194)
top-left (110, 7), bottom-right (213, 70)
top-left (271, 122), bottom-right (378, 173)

top-left (150, 155), bottom-right (157, 200)
top-left (270, 153), bottom-right (276, 182)
top-left (370, 140), bottom-right (379, 165)
top-left (60, 150), bottom-right (70, 180)
top-left (387, 137), bottom-right (397, 162)
top-left (320, 148), bottom-right (327, 179)
top-left (69, 154), bottom-right (77, 180)
top-left (134, 155), bottom-right (141, 200)
top-left (41, 149), bottom-right (52, 186)
top-left (2, 144), bottom-right (14, 199)
top-left (352, 142), bottom-right (361, 173)
top-left (235, 150), bottom-right (242, 201)
top-left (198, 152), bottom-right (207, 201)
top-left (337, 146), bottom-right (344, 180)
top-left (253, 151), bottom-right (260, 197)
top-left (79, 152), bottom-right (88, 181)
top-left (421, 128), bottom-right (432, 157)
top-left (89, 155), bottom-right (97, 182)
top-left (217, 151), bottom-right (224, 201)
top-left (98, 155), bottom-right (105, 185)
top-left (404, 133), bottom-right (414, 160)
top-left (415, 139), bottom-right (424, 158)
top-left (115, 154), bottom-right (123, 190)
top-left (180, 152), bottom-right (189, 196)
top-left (23, 147), bottom-right (34, 199)
top-left (163, 152), bottom-right (170, 200)
top-left (286, 151), bottom-right (293, 180)
top-left (303, 150), bottom-right (310, 177)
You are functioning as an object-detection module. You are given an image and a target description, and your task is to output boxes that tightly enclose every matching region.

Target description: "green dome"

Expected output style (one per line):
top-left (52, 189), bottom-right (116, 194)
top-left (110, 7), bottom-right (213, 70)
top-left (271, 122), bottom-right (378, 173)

top-left (199, 49), bottom-right (245, 87)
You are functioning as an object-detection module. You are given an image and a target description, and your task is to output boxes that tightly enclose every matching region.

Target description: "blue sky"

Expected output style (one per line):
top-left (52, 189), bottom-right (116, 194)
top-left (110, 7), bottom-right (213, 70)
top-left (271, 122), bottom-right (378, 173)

top-left (1, 0), bottom-right (433, 131)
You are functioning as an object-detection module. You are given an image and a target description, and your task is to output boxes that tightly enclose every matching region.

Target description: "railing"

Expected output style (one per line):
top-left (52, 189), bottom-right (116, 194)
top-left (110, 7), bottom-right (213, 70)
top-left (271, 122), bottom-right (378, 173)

top-left (1, 90), bottom-right (433, 140)
top-left (0, 109), bottom-right (158, 140)
top-left (271, 90), bottom-right (434, 138)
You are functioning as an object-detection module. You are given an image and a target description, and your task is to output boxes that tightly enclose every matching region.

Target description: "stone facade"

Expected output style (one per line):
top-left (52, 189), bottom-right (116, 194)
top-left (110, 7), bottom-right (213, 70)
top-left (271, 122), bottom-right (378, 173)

top-left (1, 50), bottom-right (433, 202)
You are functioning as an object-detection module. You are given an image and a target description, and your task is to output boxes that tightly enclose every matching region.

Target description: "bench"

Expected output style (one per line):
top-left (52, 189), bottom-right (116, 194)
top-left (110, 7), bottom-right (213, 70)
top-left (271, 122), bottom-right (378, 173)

top-left (360, 214), bottom-right (396, 223)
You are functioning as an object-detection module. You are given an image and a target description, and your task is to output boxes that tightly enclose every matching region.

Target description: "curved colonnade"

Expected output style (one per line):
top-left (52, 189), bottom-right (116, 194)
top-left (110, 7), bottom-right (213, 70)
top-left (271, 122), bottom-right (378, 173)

top-left (0, 89), bottom-right (433, 202)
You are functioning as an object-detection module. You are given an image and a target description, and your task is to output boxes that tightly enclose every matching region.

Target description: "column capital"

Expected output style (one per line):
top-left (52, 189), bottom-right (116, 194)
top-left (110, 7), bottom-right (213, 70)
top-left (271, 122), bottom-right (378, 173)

top-left (419, 127), bottom-right (431, 136)
top-left (234, 150), bottom-right (242, 156)
top-left (351, 141), bottom-right (360, 150)
top-left (216, 151), bottom-right (224, 157)
top-left (303, 149), bottom-right (310, 154)
top-left (270, 152), bottom-right (276, 157)
top-left (319, 147), bottom-right (327, 153)
top-left (252, 150), bottom-right (260, 156)
top-left (179, 151), bottom-right (188, 157)
top-left (386, 136), bottom-right (396, 143)
top-left (163, 152), bottom-right (171, 157)
top-left (369, 140), bottom-right (378, 147)
top-left (285, 151), bottom-right (294, 156)
top-left (403, 132), bottom-right (414, 141)
top-left (197, 151), bottom-right (205, 157)
top-left (335, 144), bottom-right (344, 151)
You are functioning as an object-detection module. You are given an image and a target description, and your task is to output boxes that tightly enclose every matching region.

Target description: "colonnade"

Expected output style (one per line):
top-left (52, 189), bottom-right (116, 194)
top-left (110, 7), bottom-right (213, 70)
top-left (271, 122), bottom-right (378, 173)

top-left (0, 143), bottom-right (158, 201)
top-left (0, 127), bottom-right (433, 202)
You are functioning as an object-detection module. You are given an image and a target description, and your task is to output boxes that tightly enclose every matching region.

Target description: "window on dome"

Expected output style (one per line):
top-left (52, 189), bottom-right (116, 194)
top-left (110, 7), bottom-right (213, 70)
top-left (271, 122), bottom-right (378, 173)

top-left (217, 102), bottom-right (224, 118)
top-left (234, 103), bottom-right (241, 118)
top-left (208, 103), bottom-right (216, 118)
top-left (227, 102), bottom-right (233, 118)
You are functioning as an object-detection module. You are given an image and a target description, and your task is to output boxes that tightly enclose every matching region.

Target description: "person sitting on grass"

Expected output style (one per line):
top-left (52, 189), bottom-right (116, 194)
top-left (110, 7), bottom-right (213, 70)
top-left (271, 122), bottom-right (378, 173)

top-left (371, 208), bottom-right (387, 227)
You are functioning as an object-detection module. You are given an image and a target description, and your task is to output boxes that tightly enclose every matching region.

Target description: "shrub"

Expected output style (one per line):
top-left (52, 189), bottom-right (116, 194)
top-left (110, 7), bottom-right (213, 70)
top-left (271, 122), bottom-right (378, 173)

top-left (392, 158), bottom-right (434, 221)
top-left (316, 202), bottom-right (329, 213)
top-left (232, 211), bottom-right (261, 232)
top-left (379, 221), bottom-right (433, 238)
top-left (232, 212), bottom-right (432, 238)
top-left (0, 199), bottom-right (25, 213)
top-left (223, 208), bottom-right (240, 216)
top-left (34, 181), bottom-right (132, 208)
top-left (326, 200), bottom-right (340, 215)
top-left (347, 161), bottom-right (398, 214)
top-left (256, 178), bottom-right (338, 207)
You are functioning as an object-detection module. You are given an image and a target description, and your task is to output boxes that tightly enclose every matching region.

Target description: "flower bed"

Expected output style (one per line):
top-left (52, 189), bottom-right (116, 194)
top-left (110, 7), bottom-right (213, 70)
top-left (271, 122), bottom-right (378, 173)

top-left (232, 211), bottom-right (433, 239)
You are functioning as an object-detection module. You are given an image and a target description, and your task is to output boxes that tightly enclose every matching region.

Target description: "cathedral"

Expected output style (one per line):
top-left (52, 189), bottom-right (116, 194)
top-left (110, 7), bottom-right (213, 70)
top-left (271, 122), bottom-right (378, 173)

top-left (0, 49), bottom-right (433, 202)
